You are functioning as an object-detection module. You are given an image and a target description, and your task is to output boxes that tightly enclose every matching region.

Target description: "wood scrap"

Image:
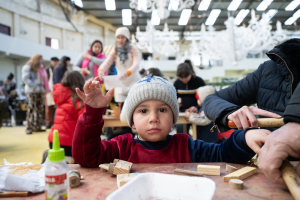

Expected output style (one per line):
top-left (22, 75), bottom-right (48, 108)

top-left (108, 163), bottom-right (116, 175)
top-left (105, 109), bottom-right (114, 116)
top-left (197, 165), bottom-right (220, 175)
top-left (224, 166), bottom-right (257, 182)
top-left (69, 170), bottom-right (81, 188)
top-left (226, 164), bottom-right (238, 173)
top-left (99, 163), bottom-right (109, 172)
top-left (113, 160), bottom-right (133, 175)
top-left (229, 179), bottom-right (243, 190)
top-left (0, 192), bottom-right (28, 197)
top-left (113, 159), bottom-right (119, 164)
top-left (117, 173), bottom-right (139, 188)
top-left (174, 169), bottom-right (204, 177)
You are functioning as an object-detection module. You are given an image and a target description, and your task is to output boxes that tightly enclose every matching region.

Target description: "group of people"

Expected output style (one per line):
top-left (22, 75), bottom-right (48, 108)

top-left (20, 28), bottom-right (300, 185)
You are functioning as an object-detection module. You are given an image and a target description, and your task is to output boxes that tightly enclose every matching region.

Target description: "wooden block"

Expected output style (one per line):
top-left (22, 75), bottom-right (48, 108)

top-left (226, 164), bottom-right (238, 173)
top-left (229, 179), bottom-right (243, 190)
top-left (224, 166), bottom-right (257, 182)
top-left (113, 159), bottom-right (119, 164)
top-left (113, 160), bottom-right (133, 175)
top-left (99, 163), bottom-right (109, 172)
top-left (85, 69), bottom-right (91, 75)
top-left (117, 173), bottom-right (139, 188)
top-left (113, 107), bottom-right (120, 117)
top-left (69, 170), bottom-right (81, 188)
top-left (197, 165), bottom-right (220, 175)
top-left (0, 192), bottom-right (28, 197)
top-left (174, 169), bottom-right (204, 177)
top-left (108, 163), bottom-right (116, 174)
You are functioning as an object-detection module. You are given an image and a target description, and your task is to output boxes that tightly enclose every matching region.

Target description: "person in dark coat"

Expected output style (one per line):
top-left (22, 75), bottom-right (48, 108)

top-left (174, 62), bottom-right (205, 133)
top-left (53, 56), bottom-right (71, 85)
top-left (203, 39), bottom-right (300, 133)
top-left (259, 82), bottom-right (300, 184)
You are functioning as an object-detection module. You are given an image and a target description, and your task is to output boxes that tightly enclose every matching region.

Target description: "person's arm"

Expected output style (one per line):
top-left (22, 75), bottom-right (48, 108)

top-left (72, 105), bottom-right (120, 167)
top-left (126, 45), bottom-right (140, 75)
top-left (91, 56), bottom-right (106, 66)
top-left (189, 111), bottom-right (212, 126)
top-left (22, 65), bottom-right (38, 89)
top-left (99, 50), bottom-right (116, 72)
top-left (284, 82), bottom-right (300, 124)
top-left (73, 53), bottom-right (84, 71)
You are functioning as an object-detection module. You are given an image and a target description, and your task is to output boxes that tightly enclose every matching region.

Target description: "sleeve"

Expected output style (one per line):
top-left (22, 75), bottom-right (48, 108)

top-left (73, 53), bottom-right (84, 70)
top-left (203, 63), bottom-right (263, 132)
top-left (284, 82), bottom-right (300, 124)
top-left (188, 129), bottom-right (255, 163)
top-left (72, 104), bottom-right (121, 167)
top-left (99, 50), bottom-right (116, 72)
top-left (189, 111), bottom-right (212, 126)
top-left (22, 65), bottom-right (38, 89)
top-left (126, 45), bottom-right (140, 75)
top-left (91, 56), bottom-right (106, 66)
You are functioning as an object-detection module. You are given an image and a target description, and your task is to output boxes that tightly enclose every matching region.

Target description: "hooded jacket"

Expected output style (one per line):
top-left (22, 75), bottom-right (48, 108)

top-left (48, 84), bottom-right (85, 146)
top-left (203, 39), bottom-right (300, 132)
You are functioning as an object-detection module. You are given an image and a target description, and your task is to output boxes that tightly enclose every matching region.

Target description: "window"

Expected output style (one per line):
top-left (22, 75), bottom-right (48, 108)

top-left (0, 24), bottom-right (11, 35)
top-left (46, 37), bottom-right (59, 49)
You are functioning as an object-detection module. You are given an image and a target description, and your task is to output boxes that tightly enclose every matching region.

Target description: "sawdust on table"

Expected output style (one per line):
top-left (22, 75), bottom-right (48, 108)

top-left (7, 165), bottom-right (42, 176)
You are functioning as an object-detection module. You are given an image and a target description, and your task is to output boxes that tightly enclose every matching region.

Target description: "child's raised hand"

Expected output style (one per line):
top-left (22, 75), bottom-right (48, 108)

top-left (245, 129), bottom-right (271, 154)
top-left (76, 77), bottom-right (114, 108)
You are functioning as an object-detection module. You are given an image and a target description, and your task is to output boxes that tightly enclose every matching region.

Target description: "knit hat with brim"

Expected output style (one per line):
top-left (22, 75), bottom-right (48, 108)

top-left (126, 76), bottom-right (179, 127)
top-left (115, 27), bottom-right (130, 40)
top-left (197, 86), bottom-right (216, 103)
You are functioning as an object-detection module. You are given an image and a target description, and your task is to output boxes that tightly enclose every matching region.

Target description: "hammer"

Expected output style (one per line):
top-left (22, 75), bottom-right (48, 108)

top-left (228, 118), bottom-right (300, 200)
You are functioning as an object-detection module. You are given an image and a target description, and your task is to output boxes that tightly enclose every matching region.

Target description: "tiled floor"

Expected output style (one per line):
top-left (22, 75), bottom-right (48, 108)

top-left (0, 126), bottom-right (49, 164)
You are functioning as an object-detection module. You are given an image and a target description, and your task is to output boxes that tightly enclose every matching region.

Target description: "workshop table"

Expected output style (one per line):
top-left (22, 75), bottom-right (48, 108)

top-left (103, 113), bottom-right (197, 140)
top-left (3, 162), bottom-right (296, 200)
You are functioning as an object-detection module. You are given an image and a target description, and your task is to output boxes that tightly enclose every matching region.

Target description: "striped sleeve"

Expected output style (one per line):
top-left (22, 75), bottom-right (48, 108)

top-left (98, 49), bottom-right (116, 72)
top-left (127, 45), bottom-right (140, 74)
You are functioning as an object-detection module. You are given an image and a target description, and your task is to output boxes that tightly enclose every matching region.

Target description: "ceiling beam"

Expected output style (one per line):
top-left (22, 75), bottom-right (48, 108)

top-left (83, 8), bottom-right (290, 12)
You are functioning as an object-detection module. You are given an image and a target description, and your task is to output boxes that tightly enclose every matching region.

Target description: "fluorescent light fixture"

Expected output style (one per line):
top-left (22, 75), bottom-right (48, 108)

top-left (198, 0), bottom-right (212, 11)
top-left (178, 9), bottom-right (192, 25)
top-left (105, 0), bottom-right (116, 10)
top-left (72, 0), bottom-right (83, 8)
top-left (51, 38), bottom-right (59, 49)
top-left (122, 9), bottom-right (132, 25)
top-left (234, 9), bottom-right (249, 25)
top-left (168, 0), bottom-right (180, 11)
top-left (285, 9), bottom-right (300, 25)
top-left (151, 10), bottom-right (160, 25)
top-left (138, 0), bottom-right (147, 11)
top-left (260, 9), bottom-right (278, 23)
top-left (286, 0), bottom-right (300, 11)
top-left (256, 0), bottom-right (273, 11)
top-left (205, 9), bottom-right (221, 25)
top-left (228, 0), bottom-right (243, 11)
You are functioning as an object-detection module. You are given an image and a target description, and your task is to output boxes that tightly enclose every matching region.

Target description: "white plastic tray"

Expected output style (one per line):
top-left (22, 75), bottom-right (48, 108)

top-left (106, 173), bottom-right (216, 200)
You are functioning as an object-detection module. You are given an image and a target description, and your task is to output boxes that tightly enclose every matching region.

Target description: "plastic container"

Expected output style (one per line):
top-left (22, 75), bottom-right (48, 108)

top-left (106, 173), bottom-right (216, 200)
top-left (45, 130), bottom-right (69, 200)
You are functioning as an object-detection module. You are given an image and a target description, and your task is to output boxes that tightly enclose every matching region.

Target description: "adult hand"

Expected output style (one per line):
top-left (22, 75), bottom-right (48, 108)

top-left (184, 112), bottom-right (191, 121)
top-left (258, 122), bottom-right (300, 185)
top-left (76, 77), bottom-right (114, 108)
top-left (83, 54), bottom-right (92, 60)
top-left (228, 106), bottom-right (281, 129)
top-left (98, 71), bottom-right (104, 81)
top-left (119, 72), bottom-right (129, 81)
top-left (186, 106), bottom-right (198, 113)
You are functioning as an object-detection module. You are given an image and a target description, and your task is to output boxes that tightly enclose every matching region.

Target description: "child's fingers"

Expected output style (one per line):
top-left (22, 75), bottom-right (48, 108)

top-left (83, 80), bottom-right (92, 92)
top-left (105, 88), bottom-right (114, 102)
top-left (76, 88), bottom-right (86, 101)
top-left (251, 142), bottom-right (261, 154)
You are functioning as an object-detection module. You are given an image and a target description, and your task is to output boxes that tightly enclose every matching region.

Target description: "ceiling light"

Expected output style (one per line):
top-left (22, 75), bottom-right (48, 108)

top-left (122, 9), bottom-right (132, 25)
top-left (198, 0), bottom-right (212, 11)
top-left (105, 0), bottom-right (116, 10)
top-left (72, 0), bottom-right (83, 8)
top-left (260, 9), bottom-right (278, 23)
top-left (168, 0), bottom-right (180, 10)
top-left (234, 9), bottom-right (249, 25)
top-left (178, 9), bottom-right (192, 25)
top-left (227, 0), bottom-right (243, 11)
top-left (205, 9), bottom-right (221, 25)
top-left (285, 9), bottom-right (300, 25)
top-left (256, 0), bottom-right (273, 11)
top-left (285, 0), bottom-right (300, 11)
top-left (151, 10), bottom-right (160, 25)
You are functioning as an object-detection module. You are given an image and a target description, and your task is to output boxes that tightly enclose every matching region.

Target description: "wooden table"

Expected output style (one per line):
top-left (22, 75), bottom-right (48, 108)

top-left (4, 162), bottom-right (295, 200)
top-left (103, 113), bottom-right (198, 140)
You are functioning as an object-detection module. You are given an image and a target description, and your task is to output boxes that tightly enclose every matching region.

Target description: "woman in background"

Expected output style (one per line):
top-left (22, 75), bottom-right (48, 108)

top-left (53, 56), bottom-right (71, 84)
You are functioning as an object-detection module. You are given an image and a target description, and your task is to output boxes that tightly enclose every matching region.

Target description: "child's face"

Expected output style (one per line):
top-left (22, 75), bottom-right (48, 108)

top-left (197, 99), bottom-right (202, 107)
top-left (132, 100), bottom-right (174, 142)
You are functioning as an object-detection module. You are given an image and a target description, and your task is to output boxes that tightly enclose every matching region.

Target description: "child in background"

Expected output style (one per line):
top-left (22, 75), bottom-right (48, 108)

top-left (48, 71), bottom-right (85, 164)
top-left (73, 76), bottom-right (270, 166)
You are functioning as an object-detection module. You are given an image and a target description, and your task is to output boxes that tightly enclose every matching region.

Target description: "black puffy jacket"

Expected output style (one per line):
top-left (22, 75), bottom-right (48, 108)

top-left (203, 39), bottom-right (300, 132)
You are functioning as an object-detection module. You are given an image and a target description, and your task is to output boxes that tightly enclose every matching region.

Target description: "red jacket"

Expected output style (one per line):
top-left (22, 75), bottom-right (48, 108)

top-left (48, 84), bottom-right (85, 147)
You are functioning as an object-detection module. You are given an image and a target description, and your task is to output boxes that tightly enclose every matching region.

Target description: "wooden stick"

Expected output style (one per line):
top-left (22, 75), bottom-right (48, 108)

top-left (228, 118), bottom-right (284, 128)
top-left (0, 192), bottom-right (28, 197)
top-left (197, 165), bottom-right (220, 176)
top-left (224, 166), bottom-right (257, 182)
top-left (281, 160), bottom-right (300, 200)
top-left (174, 169), bottom-right (203, 177)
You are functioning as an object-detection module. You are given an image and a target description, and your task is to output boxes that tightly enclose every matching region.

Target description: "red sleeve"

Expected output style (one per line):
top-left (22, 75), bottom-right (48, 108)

top-left (72, 104), bottom-right (121, 167)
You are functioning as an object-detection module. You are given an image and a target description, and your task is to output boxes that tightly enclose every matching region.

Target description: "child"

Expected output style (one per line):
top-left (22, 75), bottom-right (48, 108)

top-left (73, 76), bottom-right (270, 166)
top-left (48, 71), bottom-right (85, 163)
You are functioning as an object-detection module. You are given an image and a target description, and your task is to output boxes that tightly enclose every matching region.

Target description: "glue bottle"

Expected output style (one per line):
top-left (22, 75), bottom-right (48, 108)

top-left (45, 130), bottom-right (69, 200)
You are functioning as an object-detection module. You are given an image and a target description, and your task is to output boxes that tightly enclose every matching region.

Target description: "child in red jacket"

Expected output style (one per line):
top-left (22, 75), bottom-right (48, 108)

top-left (48, 71), bottom-right (85, 163)
top-left (73, 76), bottom-right (270, 167)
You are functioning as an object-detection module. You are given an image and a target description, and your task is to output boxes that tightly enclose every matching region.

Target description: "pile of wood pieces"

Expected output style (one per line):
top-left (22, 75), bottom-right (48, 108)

top-left (99, 159), bottom-right (133, 176)
top-left (69, 170), bottom-right (84, 188)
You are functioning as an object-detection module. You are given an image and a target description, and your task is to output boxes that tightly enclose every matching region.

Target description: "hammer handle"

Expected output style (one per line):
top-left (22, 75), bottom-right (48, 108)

top-left (281, 160), bottom-right (300, 200)
top-left (228, 118), bottom-right (284, 129)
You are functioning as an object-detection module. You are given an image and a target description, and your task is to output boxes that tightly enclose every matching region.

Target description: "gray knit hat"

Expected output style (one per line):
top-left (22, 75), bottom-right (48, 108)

top-left (126, 76), bottom-right (179, 127)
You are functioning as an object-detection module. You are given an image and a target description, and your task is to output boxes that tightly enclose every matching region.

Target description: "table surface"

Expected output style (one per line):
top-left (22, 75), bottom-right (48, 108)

top-left (2, 162), bottom-right (296, 200)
